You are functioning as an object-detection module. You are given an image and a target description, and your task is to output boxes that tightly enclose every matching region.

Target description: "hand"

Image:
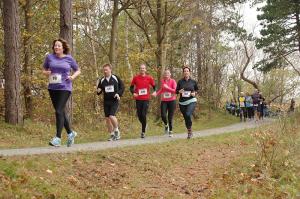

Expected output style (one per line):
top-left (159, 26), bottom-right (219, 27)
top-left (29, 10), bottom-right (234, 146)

top-left (163, 84), bottom-right (169, 89)
top-left (179, 89), bottom-right (184, 94)
top-left (67, 76), bottom-right (74, 81)
top-left (133, 93), bottom-right (138, 98)
top-left (191, 92), bottom-right (196, 97)
top-left (97, 88), bottom-right (102, 93)
top-left (151, 91), bottom-right (157, 97)
top-left (114, 93), bottom-right (120, 100)
top-left (43, 70), bottom-right (51, 76)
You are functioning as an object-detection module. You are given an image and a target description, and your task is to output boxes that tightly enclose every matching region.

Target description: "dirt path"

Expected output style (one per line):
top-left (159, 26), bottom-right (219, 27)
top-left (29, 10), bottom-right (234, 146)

top-left (0, 119), bottom-right (273, 157)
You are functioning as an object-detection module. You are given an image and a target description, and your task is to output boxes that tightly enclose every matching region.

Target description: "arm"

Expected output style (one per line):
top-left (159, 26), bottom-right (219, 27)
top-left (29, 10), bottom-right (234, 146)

top-left (129, 77), bottom-right (135, 94)
top-left (150, 77), bottom-right (156, 91)
top-left (68, 57), bottom-right (81, 80)
top-left (191, 80), bottom-right (199, 97)
top-left (117, 76), bottom-right (125, 97)
top-left (156, 80), bottom-right (164, 96)
top-left (163, 79), bottom-right (177, 93)
top-left (96, 78), bottom-right (103, 95)
top-left (150, 77), bottom-right (157, 96)
top-left (69, 68), bottom-right (81, 80)
top-left (194, 81), bottom-right (199, 92)
top-left (176, 80), bottom-right (181, 94)
top-left (42, 54), bottom-right (51, 76)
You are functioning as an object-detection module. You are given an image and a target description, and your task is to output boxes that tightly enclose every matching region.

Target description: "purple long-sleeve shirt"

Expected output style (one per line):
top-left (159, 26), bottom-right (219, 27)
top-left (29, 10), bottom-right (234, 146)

top-left (43, 53), bottom-right (79, 92)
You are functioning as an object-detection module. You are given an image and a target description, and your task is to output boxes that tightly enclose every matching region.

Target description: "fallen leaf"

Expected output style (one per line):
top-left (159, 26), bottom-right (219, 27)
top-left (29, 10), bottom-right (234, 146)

top-left (46, 169), bottom-right (53, 174)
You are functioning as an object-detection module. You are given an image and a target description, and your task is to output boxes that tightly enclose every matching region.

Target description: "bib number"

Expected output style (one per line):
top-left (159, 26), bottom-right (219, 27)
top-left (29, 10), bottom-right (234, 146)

top-left (138, 88), bottom-right (147, 96)
top-left (254, 104), bottom-right (258, 107)
top-left (182, 91), bottom-right (191, 98)
top-left (49, 74), bottom-right (62, 84)
top-left (163, 92), bottom-right (172, 98)
top-left (105, 85), bottom-right (114, 93)
top-left (240, 104), bottom-right (245, 108)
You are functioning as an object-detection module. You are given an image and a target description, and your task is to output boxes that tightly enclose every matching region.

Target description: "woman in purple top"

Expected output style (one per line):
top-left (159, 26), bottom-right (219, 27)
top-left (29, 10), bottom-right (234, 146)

top-left (43, 38), bottom-right (81, 147)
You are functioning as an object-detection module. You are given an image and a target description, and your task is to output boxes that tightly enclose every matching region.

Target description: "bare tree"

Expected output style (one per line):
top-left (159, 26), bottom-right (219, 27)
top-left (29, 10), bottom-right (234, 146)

top-left (109, 0), bottom-right (132, 67)
top-left (240, 40), bottom-right (259, 89)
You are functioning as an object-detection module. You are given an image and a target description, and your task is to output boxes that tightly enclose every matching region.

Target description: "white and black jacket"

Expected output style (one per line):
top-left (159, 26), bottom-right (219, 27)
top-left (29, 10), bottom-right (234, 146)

top-left (96, 74), bottom-right (125, 101)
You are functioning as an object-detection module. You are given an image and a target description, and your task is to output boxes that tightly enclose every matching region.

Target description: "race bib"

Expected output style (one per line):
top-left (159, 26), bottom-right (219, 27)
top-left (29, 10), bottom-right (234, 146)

top-left (182, 91), bottom-right (191, 98)
top-left (254, 104), bottom-right (258, 107)
top-left (240, 103), bottom-right (245, 108)
top-left (105, 85), bottom-right (114, 93)
top-left (163, 92), bottom-right (172, 98)
top-left (49, 74), bottom-right (62, 84)
top-left (138, 88), bottom-right (147, 95)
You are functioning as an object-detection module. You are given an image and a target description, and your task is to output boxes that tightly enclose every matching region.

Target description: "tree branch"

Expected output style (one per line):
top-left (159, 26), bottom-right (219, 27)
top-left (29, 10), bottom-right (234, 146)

top-left (240, 40), bottom-right (259, 89)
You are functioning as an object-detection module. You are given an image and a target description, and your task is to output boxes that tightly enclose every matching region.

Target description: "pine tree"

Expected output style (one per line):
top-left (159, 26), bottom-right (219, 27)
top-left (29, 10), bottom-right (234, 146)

top-left (255, 0), bottom-right (300, 72)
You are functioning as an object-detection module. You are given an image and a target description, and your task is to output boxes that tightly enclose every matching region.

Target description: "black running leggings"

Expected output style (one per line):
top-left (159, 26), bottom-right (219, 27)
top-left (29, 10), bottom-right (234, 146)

top-left (136, 100), bottom-right (149, 133)
top-left (161, 100), bottom-right (176, 131)
top-left (49, 90), bottom-right (72, 138)
top-left (179, 102), bottom-right (196, 130)
top-left (240, 107), bottom-right (247, 120)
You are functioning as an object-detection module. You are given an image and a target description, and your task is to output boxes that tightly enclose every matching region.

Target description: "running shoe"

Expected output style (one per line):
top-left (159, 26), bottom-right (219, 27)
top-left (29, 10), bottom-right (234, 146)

top-left (164, 125), bottom-right (169, 134)
top-left (141, 132), bottom-right (145, 139)
top-left (169, 131), bottom-right (173, 137)
top-left (49, 137), bottom-right (61, 147)
top-left (108, 134), bottom-right (115, 141)
top-left (114, 130), bottom-right (121, 140)
top-left (67, 131), bottom-right (77, 147)
top-left (187, 132), bottom-right (193, 139)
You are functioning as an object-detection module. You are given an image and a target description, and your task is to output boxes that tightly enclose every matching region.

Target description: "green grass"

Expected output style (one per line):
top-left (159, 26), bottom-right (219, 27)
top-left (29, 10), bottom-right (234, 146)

top-left (0, 110), bottom-right (239, 149)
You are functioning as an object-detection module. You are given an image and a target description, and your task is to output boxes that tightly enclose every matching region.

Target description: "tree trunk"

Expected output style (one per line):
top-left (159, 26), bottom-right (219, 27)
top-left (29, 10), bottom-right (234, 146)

top-left (86, 0), bottom-right (98, 77)
top-left (2, 0), bottom-right (23, 124)
top-left (155, 0), bottom-right (167, 119)
top-left (109, 0), bottom-right (118, 67)
top-left (23, 0), bottom-right (33, 119)
top-left (124, 15), bottom-right (133, 79)
top-left (60, 0), bottom-right (73, 123)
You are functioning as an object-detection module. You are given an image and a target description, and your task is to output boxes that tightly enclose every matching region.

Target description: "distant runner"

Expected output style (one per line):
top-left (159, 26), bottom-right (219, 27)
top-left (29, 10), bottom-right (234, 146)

top-left (252, 89), bottom-right (263, 122)
top-left (238, 92), bottom-right (247, 122)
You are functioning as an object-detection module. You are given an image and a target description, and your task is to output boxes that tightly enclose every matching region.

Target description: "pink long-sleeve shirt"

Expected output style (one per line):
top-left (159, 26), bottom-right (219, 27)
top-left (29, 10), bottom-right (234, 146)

top-left (156, 78), bottom-right (177, 101)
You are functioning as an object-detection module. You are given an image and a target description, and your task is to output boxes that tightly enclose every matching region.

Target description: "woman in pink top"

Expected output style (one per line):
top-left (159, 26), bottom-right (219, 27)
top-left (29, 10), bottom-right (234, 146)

top-left (155, 69), bottom-right (177, 137)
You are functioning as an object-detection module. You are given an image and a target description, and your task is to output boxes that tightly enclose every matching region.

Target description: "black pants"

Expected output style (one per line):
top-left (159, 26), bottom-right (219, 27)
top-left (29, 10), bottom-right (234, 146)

top-left (246, 107), bottom-right (254, 119)
top-left (161, 100), bottom-right (176, 131)
top-left (179, 102), bottom-right (196, 130)
top-left (240, 107), bottom-right (247, 120)
top-left (49, 90), bottom-right (72, 138)
top-left (136, 100), bottom-right (149, 133)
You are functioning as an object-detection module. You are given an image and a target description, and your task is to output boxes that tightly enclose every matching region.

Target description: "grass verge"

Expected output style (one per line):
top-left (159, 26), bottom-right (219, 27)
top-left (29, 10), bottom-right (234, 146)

top-left (0, 110), bottom-right (238, 149)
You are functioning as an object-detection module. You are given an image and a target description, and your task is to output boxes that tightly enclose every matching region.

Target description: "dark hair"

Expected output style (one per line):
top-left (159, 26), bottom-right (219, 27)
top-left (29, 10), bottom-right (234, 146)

top-left (182, 66), bottom-right (191, 72)
top-left (52, 38), bottom-right (70, 54)
top-left (102, 63), bottom-right (112, 69)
